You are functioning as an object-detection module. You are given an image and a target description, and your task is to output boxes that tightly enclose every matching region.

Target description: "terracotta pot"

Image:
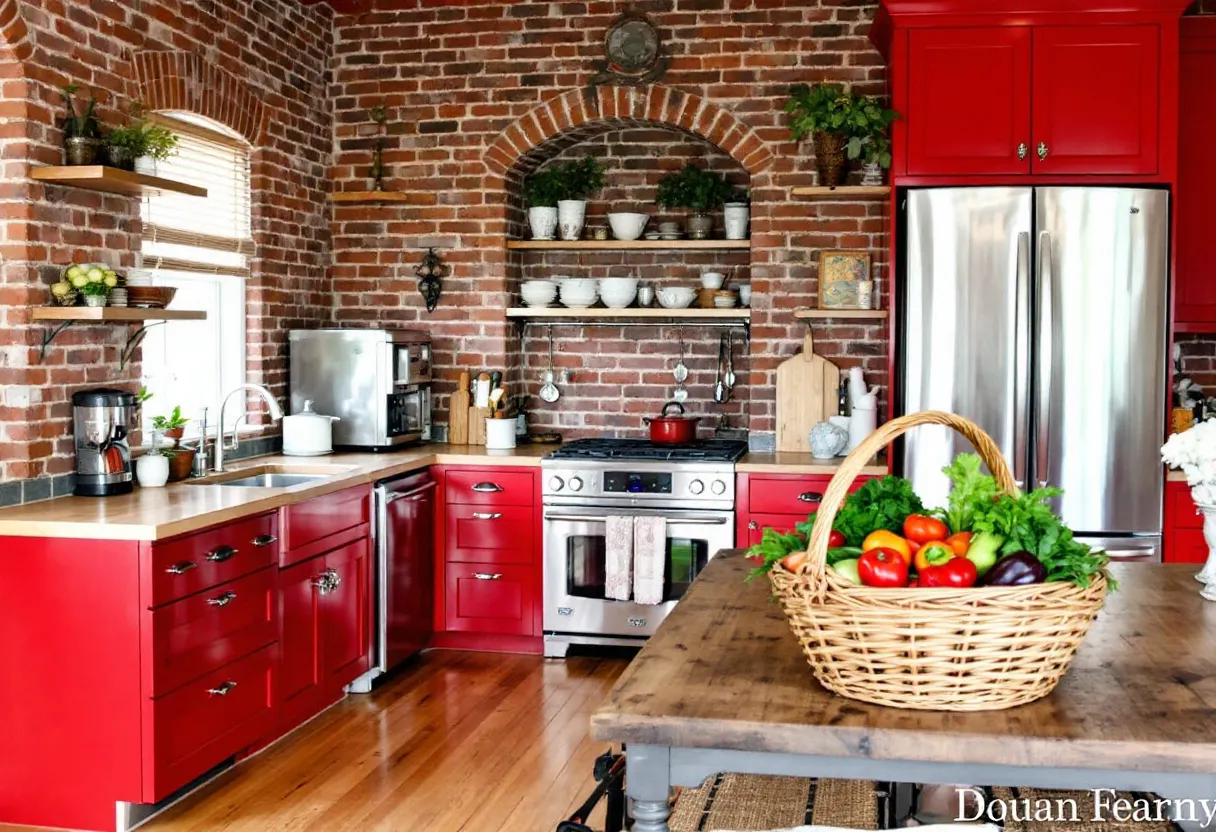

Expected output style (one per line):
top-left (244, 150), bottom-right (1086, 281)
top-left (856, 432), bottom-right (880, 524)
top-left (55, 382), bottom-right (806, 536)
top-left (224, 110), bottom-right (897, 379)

top-left (163, 427), bottom-right (185, 441)
top-left (643, 401), bottom-right (701, 444)
top-left (167, 448), bottom-right (196, 482)
top-left (813, 132), bottom-right (848, 188)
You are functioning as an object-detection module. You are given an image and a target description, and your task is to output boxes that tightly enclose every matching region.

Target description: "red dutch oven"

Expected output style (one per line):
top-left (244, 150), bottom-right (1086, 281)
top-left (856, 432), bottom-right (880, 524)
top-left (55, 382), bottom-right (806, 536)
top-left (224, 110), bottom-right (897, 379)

top-left (644, 401), bottom-right (701, 444)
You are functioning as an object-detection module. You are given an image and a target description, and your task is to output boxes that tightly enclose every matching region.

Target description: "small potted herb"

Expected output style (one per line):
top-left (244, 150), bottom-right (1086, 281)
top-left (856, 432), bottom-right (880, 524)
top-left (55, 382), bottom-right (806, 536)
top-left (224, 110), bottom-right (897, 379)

top-left (654, 163), bottom-right (742, 240)
top-left (105, 102), bottom-right (179, 173)
top-left (60, 84), bottom-right (103, 166)
top-left (79, 280), bottom-right (110, 308)
top-left (151, 405), bottom-right (189, 441)
top-left (785, 83), bottom-right (899, 188)
top-left (523, 156), bottom-right (606, 242)
top-left (522, 167), bottom-right (564, 241)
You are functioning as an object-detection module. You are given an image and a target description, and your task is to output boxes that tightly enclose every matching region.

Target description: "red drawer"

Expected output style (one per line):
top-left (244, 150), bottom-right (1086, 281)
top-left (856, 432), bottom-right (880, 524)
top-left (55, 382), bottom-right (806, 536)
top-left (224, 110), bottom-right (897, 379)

top-left (445, 469), bottom-right (534, 507)
top-left (747, 475), bottom-right (870, 516)
top-left (283, 485), bottom-right (370, 554)
top-left (445, 504), bottom-right (534, 565)
top-left (444, 562), bottom-right (535, 636)
top-left (743, 513), bottom-right (807, 549)
top-left (144, 645), bottom-right (275, 802)
top-left (150, 514), bottom-right (278, 607)
top-left (146, 567), bottom-right (278, 697)
top-left (1168, 528), bottom-right (1211, 564)
top-left (1172, 485), bottom-right (1203, 529)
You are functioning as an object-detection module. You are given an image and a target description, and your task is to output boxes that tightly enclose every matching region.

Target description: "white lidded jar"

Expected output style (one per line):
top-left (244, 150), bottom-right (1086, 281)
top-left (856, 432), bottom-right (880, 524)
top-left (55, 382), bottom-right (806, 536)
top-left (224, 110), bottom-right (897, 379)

top-left (136, 453), bottom-right (169, 488)
top-left (282, 400), bottom-right (340, 456)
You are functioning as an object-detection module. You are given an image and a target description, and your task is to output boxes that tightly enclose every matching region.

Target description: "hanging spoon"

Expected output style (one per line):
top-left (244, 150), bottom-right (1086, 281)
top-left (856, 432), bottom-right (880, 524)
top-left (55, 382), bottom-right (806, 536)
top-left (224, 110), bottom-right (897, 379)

top-left (724, 329), bottom-right (737, 390)
top-left (673, 325), bottom-right (689, 384)
top-left (539, 326), bottom-right (560, 403)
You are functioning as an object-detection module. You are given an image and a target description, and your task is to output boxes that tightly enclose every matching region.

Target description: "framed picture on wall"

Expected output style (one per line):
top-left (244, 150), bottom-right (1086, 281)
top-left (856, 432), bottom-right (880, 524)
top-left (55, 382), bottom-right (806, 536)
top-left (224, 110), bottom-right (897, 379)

top-left (817, 250), bottom-right (872, 310)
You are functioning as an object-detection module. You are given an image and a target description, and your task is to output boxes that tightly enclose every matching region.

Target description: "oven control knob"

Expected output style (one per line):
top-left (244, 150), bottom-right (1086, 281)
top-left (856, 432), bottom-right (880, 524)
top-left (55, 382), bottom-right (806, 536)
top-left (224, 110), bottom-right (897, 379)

top-left (548, 476), bottom-right (565, 492)
top-left (710, 479), bottom-right (727, 495)
top-left (569, 477), bottom-right (584, 492)
top-left (688, 479), bottom-right (705, 495)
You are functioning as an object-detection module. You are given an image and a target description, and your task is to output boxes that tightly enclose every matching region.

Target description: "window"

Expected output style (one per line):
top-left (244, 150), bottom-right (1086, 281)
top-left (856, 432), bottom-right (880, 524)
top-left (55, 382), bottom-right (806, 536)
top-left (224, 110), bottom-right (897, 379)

top-left (138, 114), bottom-right (252, 440)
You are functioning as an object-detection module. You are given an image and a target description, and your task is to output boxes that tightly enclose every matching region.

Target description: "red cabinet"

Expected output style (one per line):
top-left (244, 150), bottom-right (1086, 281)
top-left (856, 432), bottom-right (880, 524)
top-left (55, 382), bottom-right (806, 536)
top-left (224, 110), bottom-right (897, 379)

top-left (1164, 480), bottom-right (1209, 564)
top-left (445, 504), bottom-right (534, 565)
top-left (279, 554), bottom-right (323, 728)
top-left (320, 539), bottom-right (371, 691)
top-left (907, 27), bottom-right (1032, 176)
top-left (444, 562), bottom-right (536, 636)
top-left (1176, 17), bottom-right (1216, 329)
top-left (1031, 25), bottom-right (1159, 175)
top-left (737, 473), bottom-right (874, 551)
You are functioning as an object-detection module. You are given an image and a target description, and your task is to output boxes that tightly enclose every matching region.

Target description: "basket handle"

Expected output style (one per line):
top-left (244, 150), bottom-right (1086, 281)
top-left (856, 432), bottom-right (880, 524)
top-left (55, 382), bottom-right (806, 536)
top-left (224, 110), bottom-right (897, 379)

top-left (803, 410), bottom-right (1018, 587)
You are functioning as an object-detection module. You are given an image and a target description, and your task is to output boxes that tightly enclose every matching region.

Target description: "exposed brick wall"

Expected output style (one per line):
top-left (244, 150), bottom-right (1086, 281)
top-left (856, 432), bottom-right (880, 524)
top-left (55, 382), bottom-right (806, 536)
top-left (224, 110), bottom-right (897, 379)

top-left (1176, 334), bottom-right (1216, 394)
top-left (0, 0), bottom-right (333, 490)
top-left (329, 0), bottom-right (890, 442)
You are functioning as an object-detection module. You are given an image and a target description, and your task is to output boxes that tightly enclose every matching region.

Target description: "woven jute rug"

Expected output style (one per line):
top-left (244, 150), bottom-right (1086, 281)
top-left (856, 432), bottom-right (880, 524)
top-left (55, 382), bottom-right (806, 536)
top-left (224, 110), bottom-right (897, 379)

top-left (668, 775), bottom-right (882, 832)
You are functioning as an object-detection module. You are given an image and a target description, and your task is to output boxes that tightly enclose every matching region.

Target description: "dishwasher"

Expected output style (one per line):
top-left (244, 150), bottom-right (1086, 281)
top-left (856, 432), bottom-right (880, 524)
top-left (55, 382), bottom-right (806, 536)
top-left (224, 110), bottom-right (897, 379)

top-left (348, 470), bottom-right (436, 693)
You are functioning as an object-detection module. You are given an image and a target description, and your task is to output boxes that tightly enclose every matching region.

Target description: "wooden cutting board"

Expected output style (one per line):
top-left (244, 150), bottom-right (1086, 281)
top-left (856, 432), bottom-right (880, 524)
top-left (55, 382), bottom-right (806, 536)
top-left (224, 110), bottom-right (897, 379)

top-left (776, 330), bottom-right (840, 453)
top-left (449, 372), bottom-right (471, 444)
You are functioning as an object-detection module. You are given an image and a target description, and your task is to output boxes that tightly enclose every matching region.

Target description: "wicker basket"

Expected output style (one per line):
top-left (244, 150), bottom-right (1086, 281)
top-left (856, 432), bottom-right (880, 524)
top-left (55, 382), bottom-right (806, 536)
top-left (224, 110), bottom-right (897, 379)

top-left (769, 410), bottom-right (1108, 712)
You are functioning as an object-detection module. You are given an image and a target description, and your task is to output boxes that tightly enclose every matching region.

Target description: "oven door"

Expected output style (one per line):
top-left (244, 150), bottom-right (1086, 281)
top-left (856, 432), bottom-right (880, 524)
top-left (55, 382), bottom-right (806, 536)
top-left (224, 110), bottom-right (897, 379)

top-left (542, 506), bottom-right (734, 641)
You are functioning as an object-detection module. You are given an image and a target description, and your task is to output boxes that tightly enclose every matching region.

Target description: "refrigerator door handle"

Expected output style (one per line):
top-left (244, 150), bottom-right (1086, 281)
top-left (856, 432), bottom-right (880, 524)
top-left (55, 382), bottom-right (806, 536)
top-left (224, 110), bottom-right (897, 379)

top-left (1036, 230), bottom-right (1053, 489)
top-left (1012, 231), bottom-right (1030, 489)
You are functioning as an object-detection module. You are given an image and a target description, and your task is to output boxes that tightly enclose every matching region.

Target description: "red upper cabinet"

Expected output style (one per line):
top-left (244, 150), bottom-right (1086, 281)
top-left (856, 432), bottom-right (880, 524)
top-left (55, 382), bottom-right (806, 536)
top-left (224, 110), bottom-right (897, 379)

top-left (906, 27), bottom-right (1032, 176)
top-left (1176, 17), bottom-right (1216, 328)
top-left (1030, 26), bottom-right (1160, 175)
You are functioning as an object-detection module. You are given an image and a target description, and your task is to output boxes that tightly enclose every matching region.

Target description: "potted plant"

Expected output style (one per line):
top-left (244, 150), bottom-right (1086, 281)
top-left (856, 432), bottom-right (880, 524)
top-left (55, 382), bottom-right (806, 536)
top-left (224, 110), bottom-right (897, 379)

top-left (785, 83), bottom-right (899, 188)
top-left (164, 447), bottom-right (197, 481)
top-left (546, 156), bottom-right (606, 241)
top-left (105, 102), bottom-right (179, 173)
top-left (151, 405), bottom-right (189, 441)
top-left (522, 167), bottom-right (563, 241)
top-left (60, 84), bottom-right (103, 166)
top-left (654, 163), bottom-right (742, 240)
top-left (133, 122), bottom-right (178, 175)
top-left (79, 280), bottom-right (110, 308)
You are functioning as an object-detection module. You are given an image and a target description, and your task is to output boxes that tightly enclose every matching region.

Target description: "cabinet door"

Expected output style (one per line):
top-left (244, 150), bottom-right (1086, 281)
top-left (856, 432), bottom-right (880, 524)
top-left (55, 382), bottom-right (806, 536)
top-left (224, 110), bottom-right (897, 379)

top-left (278, 554), bottom-right (324, 728)
top-left (743, 513), bottom-right (807, 549)
top-left (445, 563), bottom-right (535, 636)
top-left (1031, 25), bottom-right (1159, 175)
top-left (320, 539), bottom-right (371, 693)
top-left (907, 27), bottom-right (1032, 175)
top-left (1177, 24), bottom-right (1216, 326)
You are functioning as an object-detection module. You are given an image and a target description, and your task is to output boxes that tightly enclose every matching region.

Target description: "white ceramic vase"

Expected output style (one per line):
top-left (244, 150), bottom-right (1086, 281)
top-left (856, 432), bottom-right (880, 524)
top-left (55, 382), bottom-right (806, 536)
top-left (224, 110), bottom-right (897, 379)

top-left (83, 294), bottom-right (107, 307)
top-left (723, 202), bottom-right (750, 240)
top-left (1195, 501), bottom-right (1216, 600)
top-left (136, 454), bottom-right (169, 488)
top-left (134, 156), bottom-right (158, 176)
top-left (557, 200), bottom-right (586, 241)
top-left (860, 162), bottom-right (884, 186)
top-left (528, 206), bottom-right (557, 241)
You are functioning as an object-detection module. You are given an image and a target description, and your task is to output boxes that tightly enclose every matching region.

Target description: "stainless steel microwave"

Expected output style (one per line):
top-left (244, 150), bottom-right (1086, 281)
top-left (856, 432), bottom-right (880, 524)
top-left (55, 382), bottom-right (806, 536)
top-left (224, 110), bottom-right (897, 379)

top-left (289, 328), bottom-right (432, 449)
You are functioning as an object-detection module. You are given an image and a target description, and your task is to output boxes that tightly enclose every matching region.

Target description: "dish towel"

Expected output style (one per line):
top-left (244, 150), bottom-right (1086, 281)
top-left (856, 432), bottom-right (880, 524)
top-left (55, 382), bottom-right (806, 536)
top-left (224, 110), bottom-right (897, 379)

top-left (633, 515), bottom-right (667, 605)
top-left (604, 515), bottom-right (634, 601)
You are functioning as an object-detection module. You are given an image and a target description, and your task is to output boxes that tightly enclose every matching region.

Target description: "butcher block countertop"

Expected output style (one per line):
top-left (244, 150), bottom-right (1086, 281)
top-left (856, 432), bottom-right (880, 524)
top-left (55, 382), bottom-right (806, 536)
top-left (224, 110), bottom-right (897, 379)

top-left (736, 452), bottom-right (887, 476)
top-left (592, 552), bottom-right (1216, 773)
top-left (0, 444), bottom-right (551, 542)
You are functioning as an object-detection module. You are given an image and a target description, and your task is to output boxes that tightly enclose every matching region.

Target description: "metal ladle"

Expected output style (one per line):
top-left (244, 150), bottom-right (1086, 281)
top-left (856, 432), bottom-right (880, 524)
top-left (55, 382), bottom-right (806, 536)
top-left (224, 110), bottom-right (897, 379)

top-left (539, 326), bottom-right (560, 403)
top-left (672, 326), bottom-right (689, 403)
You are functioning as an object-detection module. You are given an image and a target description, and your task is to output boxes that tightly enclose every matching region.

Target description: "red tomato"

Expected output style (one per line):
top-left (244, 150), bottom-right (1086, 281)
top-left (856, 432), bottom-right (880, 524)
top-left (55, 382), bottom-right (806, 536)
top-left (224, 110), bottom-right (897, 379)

top-left (903, 514), bottom-right (949, 544)
top-left (857, 547), bottom-right (910, 588)
top-left (828, 530), bottom-right (846, 549)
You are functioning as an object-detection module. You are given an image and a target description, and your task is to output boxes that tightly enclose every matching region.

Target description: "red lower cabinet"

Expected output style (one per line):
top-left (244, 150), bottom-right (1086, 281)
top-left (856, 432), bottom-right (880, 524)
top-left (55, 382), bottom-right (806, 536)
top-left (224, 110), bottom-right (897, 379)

top-left (1164, 480), bottom-right (1208, 564)
top-left (320, 539), bottom-right (371, 692)
top-left (279, 554), bottom-right (325, 728)
top-left (445, 563), bottom-right (535, 636)
top-left (736, 473), bottom-right (875, 550)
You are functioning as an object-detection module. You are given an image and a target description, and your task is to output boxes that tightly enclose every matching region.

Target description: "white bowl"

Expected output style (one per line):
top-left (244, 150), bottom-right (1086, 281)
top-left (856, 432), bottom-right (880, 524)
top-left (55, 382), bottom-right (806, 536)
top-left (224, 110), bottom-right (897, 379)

top-left (657, 287), bottom-right (695, 309)
top-left (599, 277), bottom-right (639, 294)
top-left (522, 279), bottom-right (557, 292)
top-left (521, 284), bottom-right (557, 298)
top-left (607, 212), bottom-right (649, 241)
top-left (560, 277), bottom-right (598, 292)
top-left (700, 272), bottom-right (725, 290)
top-left (600, 289), bottom-right (638, 308)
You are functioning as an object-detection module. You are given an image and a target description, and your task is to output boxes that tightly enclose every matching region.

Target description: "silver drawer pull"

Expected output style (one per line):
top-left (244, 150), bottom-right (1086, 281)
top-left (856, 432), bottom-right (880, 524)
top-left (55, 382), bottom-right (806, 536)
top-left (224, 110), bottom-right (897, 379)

top-left (471, 482), bottom-right (504, 493)
top-left (252, 534), bottom-right (277, 547)
top-left (797, 491), bottom-right (824, 503)
top-left (207, 681), bottom-right (237, 697)
top-left (311, 568), bottom-right (341, 595)
top-left (472, 572), bottom-right (502, 580)
top-left (206, 591), bottom-right (237, 607)
top-left (206, 545), bottom-right (238, 562)
top-left (166, 561), bottom-right (196, 575)
top-left (472, 512), bottom-right (502, 520)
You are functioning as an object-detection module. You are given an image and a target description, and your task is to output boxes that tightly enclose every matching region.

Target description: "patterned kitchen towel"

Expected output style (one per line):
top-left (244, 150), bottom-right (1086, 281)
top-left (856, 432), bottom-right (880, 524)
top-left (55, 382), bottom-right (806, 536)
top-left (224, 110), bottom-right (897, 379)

top-left (605, 515), bottom-right (634, 601)
top-left (633, 515), bottom-right (666, 605)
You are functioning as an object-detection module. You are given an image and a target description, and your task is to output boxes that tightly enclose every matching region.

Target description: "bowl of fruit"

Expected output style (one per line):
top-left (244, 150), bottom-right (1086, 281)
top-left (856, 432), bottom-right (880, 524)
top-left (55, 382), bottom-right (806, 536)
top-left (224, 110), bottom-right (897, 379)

top-left (51, 264), bottom-right (119, 307)
top-left (751, 410), bottom-right (1111, 712)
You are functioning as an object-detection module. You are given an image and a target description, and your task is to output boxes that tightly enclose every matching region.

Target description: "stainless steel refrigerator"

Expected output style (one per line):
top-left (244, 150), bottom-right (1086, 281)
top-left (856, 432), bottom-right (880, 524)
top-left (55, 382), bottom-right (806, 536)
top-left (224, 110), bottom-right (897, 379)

top-left (899, 187), bottom-right (1169, 561)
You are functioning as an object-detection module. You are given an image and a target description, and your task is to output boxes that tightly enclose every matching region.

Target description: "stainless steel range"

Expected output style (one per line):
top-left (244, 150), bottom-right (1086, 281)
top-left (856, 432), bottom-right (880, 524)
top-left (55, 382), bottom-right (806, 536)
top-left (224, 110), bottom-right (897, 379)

top-left (541, 438), bottom-right (746, 658)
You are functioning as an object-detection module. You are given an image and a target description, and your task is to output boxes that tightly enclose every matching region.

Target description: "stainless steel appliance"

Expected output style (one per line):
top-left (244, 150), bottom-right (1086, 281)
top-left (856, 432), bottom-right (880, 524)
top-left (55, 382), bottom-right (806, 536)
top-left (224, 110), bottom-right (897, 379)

top-left (289, 328), bottom-right (432, 449)
top-left (349, 471), bottom-right (436, 693)
top-left (541, 438), bottom-right (746, 657)
top-left (900, 186), bottom-right (1169, 561)
top-left (72, 388), bottom-right (137, 496)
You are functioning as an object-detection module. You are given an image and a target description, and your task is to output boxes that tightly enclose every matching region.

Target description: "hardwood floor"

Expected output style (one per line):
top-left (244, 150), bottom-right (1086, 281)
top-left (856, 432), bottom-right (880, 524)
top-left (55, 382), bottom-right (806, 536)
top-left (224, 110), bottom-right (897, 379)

top-left (84, 652), bottom-right (626, 832)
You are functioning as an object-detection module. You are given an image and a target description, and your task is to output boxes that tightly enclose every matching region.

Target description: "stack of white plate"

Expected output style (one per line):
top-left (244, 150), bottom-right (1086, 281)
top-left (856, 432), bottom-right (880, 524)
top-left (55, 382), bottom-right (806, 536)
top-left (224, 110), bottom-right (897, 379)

top-left (559, 278), bottom-right (598, 308)
top-left (520, 279), bottom-right (558, 307)
top-left (108, 288), bottom-right (128, 307)
top-left (598, 277), bottom-right (638, 308)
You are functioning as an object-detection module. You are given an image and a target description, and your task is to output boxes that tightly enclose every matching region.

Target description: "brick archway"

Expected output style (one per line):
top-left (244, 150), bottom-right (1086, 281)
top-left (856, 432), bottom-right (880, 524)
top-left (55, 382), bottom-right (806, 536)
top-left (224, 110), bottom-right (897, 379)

top-left (483, 84), bottom-right (776, 177)
top-left (0, 0), bottom-right (32, 64)
top-left (132, 50), bottom-right (267, 145)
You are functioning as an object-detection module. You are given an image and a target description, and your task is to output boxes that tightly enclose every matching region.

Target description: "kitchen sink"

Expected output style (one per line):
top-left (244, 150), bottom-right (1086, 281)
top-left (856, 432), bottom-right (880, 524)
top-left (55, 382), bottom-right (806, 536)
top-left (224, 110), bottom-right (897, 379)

top-left (211, 472), bottom-right (330, 488)
top-left (186, 463), bottom-right (357, 488)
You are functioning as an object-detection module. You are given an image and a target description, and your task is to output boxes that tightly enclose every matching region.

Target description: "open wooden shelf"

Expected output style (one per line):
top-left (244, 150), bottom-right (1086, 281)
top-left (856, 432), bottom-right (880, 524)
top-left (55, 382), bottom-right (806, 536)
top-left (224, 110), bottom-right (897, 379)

top-left (507, 239), bottom-right (750, 251)
top-left (29, 166), bottom-right (207, 198)
top-left (506, 307), bottom-right (751, 320)
top-left (31, 307), bottom-right (207, 322)
top-left (795, 309), bottom-right (888, 320)
top-left (331, 191), bottom-right (410, 203)
top-left (791, 186), bottom-right (891, 199)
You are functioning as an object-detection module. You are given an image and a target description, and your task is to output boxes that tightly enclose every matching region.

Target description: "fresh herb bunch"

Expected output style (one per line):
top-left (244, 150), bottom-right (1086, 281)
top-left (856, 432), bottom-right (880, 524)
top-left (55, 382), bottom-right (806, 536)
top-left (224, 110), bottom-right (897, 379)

top-left (151, 405), bottom-right (188, 431)
top-left (785, 83), bottom-right (899, 168)
top-left (522, 156), bottom-right (606, 207)
top-left (79, 281), bottom-right (109, 297)
top-left (654, 163), bottom-right (743, 214)
top-left (939, 454), bottom-right (1001, 534)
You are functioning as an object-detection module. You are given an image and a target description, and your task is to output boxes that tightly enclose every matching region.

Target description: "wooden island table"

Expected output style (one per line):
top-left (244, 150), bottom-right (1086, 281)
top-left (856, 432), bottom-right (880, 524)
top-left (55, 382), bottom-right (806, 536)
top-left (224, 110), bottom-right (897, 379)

top-left (592, 552), bottom-right (1216, 832)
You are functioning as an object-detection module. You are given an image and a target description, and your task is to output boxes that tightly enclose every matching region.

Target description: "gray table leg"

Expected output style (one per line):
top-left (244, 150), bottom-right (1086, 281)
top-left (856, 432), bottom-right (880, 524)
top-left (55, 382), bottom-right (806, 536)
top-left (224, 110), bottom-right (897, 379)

top-left (628, 745), bottom-right (672, 832)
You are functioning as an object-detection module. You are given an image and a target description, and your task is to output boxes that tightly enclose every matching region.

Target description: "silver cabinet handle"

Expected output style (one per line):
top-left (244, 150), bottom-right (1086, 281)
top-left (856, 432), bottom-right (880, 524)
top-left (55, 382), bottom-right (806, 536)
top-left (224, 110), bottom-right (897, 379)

top-left (543, 513), bottom-right (728, 526)
top-left (472, 572), bottom-right (502, 580)
top-left (472, 512), bottom-right (502, 520)
top-left (1017, 142), bottom-right (1028, 160)
top-left (207, 681), bottom-right (237, 697)
top-left (797, 491), bottom-right (823, 503)
top-left (1037, 142), bottom-right (1048, 161)
top-left (471, 482), bottom-right (504, 493)
top-left (312, 568), bottom-right (340, 595)
top-left (252, 534), bottom-right (277, 547)
top-left (206, 591), bottom-right (237, 607)
top-left (166, 561), bottom-right (196, 575)
top-left (1012, 230), bottom-right (1030, 489)
top-left (748, 520), bottom-right (758, 530)
top-left (206, 545), bottom-right (238, 562)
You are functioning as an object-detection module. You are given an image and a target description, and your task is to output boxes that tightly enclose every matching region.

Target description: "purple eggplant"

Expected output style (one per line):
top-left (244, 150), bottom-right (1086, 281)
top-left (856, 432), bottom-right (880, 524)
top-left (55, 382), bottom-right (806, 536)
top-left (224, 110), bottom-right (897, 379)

top-left (979, 551), bottom-right (1047, 586)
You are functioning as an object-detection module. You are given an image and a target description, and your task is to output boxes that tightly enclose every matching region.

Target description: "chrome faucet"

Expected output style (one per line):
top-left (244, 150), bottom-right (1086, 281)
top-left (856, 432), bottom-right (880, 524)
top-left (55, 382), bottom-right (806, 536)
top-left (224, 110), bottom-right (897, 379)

top-left (214, 384), bottom-right (284, 472)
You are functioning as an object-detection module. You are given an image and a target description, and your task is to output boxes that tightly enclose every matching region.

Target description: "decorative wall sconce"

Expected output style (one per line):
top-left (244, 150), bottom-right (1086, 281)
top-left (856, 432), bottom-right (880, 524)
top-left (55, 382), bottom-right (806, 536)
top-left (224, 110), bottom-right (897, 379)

top-left (369, 103), bottom-right (387, 191)
top-left (414, 247), bottom-right (444, 312)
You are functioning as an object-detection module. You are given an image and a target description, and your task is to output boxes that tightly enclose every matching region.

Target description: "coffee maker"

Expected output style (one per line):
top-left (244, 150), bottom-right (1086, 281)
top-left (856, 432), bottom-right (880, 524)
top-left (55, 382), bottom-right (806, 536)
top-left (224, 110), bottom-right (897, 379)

top-left (73, 388), bottom-right (137, 496)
